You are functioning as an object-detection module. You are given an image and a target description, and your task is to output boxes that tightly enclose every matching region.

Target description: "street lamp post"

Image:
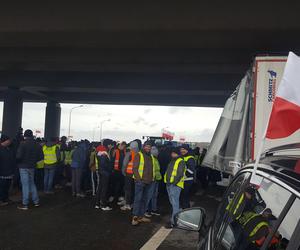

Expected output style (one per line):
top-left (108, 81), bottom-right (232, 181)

top-left (99, 119), bottom-right (110, 141)
top-left (92, 126), bottom-right (100, 141)
top-left (67, 105), bottom-right (84, 139)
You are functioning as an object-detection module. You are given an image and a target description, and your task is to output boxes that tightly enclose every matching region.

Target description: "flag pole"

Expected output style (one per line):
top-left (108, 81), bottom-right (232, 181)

top-left (250, 120), bottom-right (269, 185)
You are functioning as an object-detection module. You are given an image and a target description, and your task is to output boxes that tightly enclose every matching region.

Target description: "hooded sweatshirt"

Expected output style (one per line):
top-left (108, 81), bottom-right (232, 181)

top-left (71, 142), bottom-right (87, 169)
top-left (122, 141), bottom-right (139, 177)
top-left (96, 145), bottom-right (113, 176)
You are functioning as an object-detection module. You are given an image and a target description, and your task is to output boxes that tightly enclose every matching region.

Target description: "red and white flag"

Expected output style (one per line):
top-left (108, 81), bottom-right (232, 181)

top-left (266, 52), bottom-right (300, 139)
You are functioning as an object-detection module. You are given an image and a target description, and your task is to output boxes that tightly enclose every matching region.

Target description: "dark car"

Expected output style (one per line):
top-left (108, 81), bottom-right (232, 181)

top-left (174, 144), bottom-right (300, 250)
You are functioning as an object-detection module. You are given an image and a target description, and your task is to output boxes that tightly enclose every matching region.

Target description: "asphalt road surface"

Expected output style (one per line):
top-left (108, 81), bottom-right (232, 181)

top-left (0, 185), bottom-right (225, 250)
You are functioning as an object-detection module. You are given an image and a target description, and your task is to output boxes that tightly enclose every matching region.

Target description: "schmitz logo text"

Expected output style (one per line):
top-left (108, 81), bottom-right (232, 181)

top-left (267, 70), bottom-right (277, 102)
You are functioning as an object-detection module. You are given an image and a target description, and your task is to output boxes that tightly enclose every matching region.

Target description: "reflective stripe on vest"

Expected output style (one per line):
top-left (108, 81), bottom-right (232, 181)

top-left (133, 152), bottom-right (155, 180)
top-left (164, 158), bottom-right (186, 189)
top-left (43, 145), bottom-right (58, 165)
top-left (126, 151), bottom-right (135, 174)
top-left (114, 149), bottom-right (126, 171)
top-left (183, 155), bottom-right (195, 181)
top-left (249, 221), bottom-right (269, 238)
top-left (226, 193), bottom-right (245, 220)
top-left (95, 155), bottom-right (99, 170)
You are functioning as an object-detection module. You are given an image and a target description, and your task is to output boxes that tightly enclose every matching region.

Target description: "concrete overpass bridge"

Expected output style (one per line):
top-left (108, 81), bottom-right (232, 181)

top-left (1, 2), bottom-right (300, 139)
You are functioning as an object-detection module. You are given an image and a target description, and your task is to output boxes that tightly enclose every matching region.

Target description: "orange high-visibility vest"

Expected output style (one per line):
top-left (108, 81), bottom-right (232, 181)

top-left (126, 151), bottom-right (135, 175)
top-left (114, 149), bottom-right (126, 171)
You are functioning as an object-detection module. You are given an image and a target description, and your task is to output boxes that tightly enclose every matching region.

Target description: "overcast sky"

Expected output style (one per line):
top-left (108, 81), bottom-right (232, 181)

top-left (0, 102), bottom-right (222, 142)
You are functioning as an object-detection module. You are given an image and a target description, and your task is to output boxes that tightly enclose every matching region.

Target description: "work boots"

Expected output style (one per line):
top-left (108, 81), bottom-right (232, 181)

top-left (131, 216), bottom-right (139, 226)
top-left (138, 216), bottom-right (151, 223)
top-left (131, 216), bottom-right (151, 226)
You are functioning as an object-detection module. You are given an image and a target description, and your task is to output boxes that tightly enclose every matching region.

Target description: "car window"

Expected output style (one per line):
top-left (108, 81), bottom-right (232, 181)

top-left (215, 174), bottom-right (295, 250)
top-left (213, 172), bottom-right (250, 244)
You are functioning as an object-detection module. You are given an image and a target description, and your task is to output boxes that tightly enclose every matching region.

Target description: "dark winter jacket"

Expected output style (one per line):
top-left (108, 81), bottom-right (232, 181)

top-left (16, 138), bottom-right (44, 169)
top-left (0, 144), bottom-right (16, 177)
top-left (97, 149), bottom-right (113, 176)
top-left (182, 153), bottom-right (196, 182)
top-left (71, 143), bottom-right (88, 168)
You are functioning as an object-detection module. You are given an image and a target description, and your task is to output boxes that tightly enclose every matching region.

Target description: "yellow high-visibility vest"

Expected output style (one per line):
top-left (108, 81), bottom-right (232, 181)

top-left (64, 150), bottom-right (73, 165)
top-left (133, 152), bottom-right (156, 180)
top-left (239, 212), bottom-right (269, 239)
top-left (36, 160), bottom-right (44, 169)
top-left (43, 145), bottom-right (58, 165)
top-left (95, 154), bottom-right (99, 170)
top-left (164, 158), bottom-right (186, 189)
top-left (154, 157), bottom-right (162, 181)
top-left (183, 155), bottom-right (195, 162)
top-left (183, 155), bottom-right (195, 181)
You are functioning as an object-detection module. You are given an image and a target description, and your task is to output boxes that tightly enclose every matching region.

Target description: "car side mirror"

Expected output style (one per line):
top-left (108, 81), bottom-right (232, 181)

top-left (174, 207), bottom-right (206, 232)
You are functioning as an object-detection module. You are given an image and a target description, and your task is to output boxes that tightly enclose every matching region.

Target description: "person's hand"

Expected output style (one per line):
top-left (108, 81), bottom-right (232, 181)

top-left (1, 139), bottom-right (12, 147)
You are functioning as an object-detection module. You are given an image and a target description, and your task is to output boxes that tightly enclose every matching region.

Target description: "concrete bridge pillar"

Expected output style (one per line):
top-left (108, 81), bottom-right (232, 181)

top-left (44, 101), bottom-right (61, 141)
top-left (2, 88), bottom-right (23, 139)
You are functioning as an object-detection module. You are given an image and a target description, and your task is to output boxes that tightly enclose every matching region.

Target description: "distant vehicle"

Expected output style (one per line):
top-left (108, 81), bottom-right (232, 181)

top-left (203, 55), bottom-right (300, 176)
top-left (142, 135), bottom-right (206, 149)
top-left (141, 135), bottom-right (178, 147)
top-left (174, 144), bottom-right (300, 250)
top-left (142, 136), bottom-right (169, 146)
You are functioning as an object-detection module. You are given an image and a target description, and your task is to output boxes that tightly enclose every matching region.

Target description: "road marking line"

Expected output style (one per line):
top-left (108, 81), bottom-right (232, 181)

top-left (140, 226), bottom-right (172, 250)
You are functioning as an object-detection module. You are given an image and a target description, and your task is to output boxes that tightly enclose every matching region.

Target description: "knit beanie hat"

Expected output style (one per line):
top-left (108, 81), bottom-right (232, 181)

top-left (24, 129), bottom-right (33, 138)
top-left (180, 144), bottom-right (190, 151)
top-left (171, 147), bottom-right (180, 155)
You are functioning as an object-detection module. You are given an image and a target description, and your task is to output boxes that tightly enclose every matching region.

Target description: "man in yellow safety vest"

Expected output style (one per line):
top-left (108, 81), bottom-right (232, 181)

top-left (236, 208), bottom-right (273, 249)
top-left (144, 146), bottom-right (162, 217)
top-left (180, 144), bottom-right (196, 209)
top-left (164, 147), bottom-right (186, 228)
top-left (131, 141), bottom-right (155, 226)
top-left (43, 138), bottom-right (60, 194)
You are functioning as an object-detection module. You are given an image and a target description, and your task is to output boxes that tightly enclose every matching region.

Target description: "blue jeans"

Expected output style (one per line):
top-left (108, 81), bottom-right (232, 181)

top-left (147, 181), bottom-right (159, 212)
top-left (166, 184), bottom-right (182, 224)
top-left (132, 181), bottom-right (152, 217)
top-left (19, 168), bottom-right (39, 206)
top-left (44, 167), bottom-right (56, 192)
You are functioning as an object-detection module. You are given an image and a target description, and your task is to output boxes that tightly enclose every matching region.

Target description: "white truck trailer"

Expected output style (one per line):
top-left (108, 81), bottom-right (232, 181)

top-left (203, 55), bottom-right (300, 177)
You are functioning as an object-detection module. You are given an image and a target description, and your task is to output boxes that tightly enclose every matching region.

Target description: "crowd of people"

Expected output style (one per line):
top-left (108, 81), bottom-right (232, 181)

top-left (0, 128), bottom-right (209, 227)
